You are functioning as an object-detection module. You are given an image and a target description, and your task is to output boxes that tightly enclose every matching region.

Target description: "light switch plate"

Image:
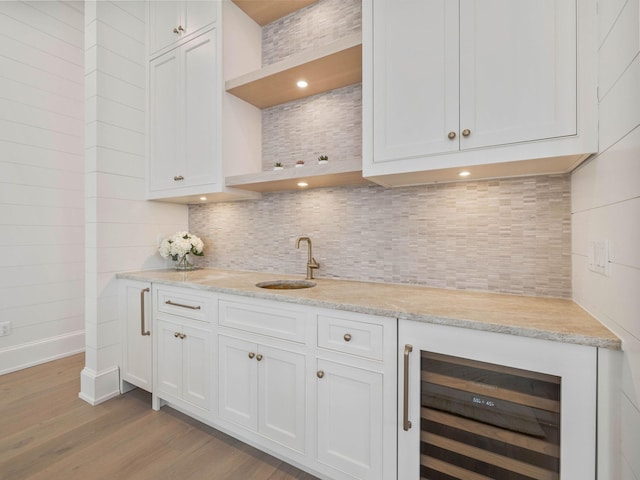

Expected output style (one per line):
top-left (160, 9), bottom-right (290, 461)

top-left (587, 240), bottom-right (610, 276)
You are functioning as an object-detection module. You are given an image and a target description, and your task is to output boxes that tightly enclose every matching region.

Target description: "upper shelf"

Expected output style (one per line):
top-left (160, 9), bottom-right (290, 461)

top-left (231, 0), bottom-right (318, 26)
top-left (225, 34), bottom-right (362, 109)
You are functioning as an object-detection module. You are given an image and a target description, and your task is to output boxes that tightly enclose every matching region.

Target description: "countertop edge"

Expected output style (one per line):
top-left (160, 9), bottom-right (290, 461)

top-left (117, 270), bottom-right (622, 351)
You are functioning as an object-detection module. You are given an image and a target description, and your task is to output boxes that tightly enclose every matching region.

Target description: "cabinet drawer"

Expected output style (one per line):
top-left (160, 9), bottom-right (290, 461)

top-left (156, 287), bottom-right (212, 322)
top-left (317, 314), bottom-right (385, 361)
top-left (219, 299), bottom-right (306, 343)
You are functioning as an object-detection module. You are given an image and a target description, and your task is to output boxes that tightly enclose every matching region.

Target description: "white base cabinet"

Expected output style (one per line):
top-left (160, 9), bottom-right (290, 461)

top-left (218, 334), bottom-right (307, 453)
top-left (119, 280), bottom-right (152, 393)
top-left (315, 359), bottom-right (384, 479)
top-left (156, 317), bottom-right (211, 411)
top-left (152, 286), bottom-right (214, 416)
top-left (121, 282), bottom-right (396, 479)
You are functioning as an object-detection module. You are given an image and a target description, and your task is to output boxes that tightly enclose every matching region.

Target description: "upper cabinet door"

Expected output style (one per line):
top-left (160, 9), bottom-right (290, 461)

top-left (149, 1), bottom-right (183, 55)
top-left (182, 30), bottom-right (218, 189)
top-left (149, 1), bottom-right (217, 57)
top-left (459, 0), bottom-right (577, 149)
top-left (372, 0), bottom-right (459, 163)
top-left (149, 50), bottom-right (181, 192)
top-left (185, 1), bottom-right (217, 38)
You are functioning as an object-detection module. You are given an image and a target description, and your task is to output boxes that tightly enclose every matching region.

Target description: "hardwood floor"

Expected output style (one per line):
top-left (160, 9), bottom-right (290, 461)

top-left (0, 354), bottom-right (319, 480)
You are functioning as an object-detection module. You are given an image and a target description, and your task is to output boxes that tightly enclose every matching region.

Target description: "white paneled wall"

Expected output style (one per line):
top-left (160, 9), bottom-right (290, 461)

top-left (81, 1), bottom-right (187, 405)
top-left (0, 1), bottom-right (85, 374)
top-left (572, 0), bottom-right (640, 477)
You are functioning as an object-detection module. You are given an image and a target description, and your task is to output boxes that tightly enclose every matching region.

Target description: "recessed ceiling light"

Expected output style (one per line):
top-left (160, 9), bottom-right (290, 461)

top-left (297, 182), bottom-right (309, 187)
top-left (296, 80), bottom-right (308, 88)
top-left (459, 171), bottom-right (471, 177)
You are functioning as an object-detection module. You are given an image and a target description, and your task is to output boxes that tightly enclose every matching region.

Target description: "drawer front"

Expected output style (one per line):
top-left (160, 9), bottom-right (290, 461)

top-left (318, 314), bottom-right (384, 361)
top-left (156, 287), bottom-right (212, 322)
top-left (219, 299), bottom-right (306, 343)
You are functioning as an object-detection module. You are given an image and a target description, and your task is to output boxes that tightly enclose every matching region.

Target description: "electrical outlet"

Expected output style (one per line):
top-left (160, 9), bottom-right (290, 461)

top-left (587, 240), bottom-right (610, 276)
top-left (0, 321), bottom-right (11, 337)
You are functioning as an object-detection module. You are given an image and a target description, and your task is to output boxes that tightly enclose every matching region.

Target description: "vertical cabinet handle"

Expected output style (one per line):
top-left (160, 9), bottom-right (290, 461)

top-left (403, 344), bottom-right (413, 431)
top-left (140, 287), bottom-right (151, 336)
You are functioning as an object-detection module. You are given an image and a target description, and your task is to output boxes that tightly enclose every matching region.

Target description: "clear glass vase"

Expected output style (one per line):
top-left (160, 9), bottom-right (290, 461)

top-left (175, 254), bottom-right (194, 271)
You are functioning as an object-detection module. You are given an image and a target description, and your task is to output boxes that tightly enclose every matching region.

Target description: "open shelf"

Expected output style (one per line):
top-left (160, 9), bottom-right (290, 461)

top-left (231, 0), bottom-right (318, 26)
top-left (225, 33), bottom-right (362, 109)
top-left (225, 159), bottom-right (370, 193)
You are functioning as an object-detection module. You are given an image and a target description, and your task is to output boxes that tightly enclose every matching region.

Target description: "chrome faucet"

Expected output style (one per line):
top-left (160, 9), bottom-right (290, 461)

top-left (295, 236), bottom-right (319, 280)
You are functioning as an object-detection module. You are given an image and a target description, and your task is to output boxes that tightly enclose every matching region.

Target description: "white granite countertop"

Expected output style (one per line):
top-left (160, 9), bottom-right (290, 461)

top-left (117, 268), bottom-right (621, 350)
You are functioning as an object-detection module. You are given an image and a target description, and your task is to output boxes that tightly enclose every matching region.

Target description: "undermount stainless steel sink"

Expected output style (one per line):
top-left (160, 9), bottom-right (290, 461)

top-left (255, 280), bottom-right (316, 290)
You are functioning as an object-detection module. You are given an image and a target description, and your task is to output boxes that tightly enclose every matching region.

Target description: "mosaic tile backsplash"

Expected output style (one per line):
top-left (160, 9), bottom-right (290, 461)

top-left (189, 175), bottom-right (572, 298)
top-left (261, 0), bottom-right (362, 66)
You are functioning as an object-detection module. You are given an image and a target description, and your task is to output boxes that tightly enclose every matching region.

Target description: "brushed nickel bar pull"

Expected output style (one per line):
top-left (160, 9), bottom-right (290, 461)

top-left (165, 300), bottom-right (201, 310)
top-left (140, 287), bottom-right (151, 336)
top-left (403, 344), bottom-right (413, 431)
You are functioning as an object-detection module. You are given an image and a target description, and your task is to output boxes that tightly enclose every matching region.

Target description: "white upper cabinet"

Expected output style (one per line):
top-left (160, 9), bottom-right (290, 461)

top-left (148, 30), bottom-right (219, 196)
top-left (363, 0), bottom-right (598, 187)
top-left (149, 0), bottom-right (217, 57)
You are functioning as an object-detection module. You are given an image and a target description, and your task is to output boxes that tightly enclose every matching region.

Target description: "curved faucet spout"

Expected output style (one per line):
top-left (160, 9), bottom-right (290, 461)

top-left (295, 236), bottom-right (319, 280)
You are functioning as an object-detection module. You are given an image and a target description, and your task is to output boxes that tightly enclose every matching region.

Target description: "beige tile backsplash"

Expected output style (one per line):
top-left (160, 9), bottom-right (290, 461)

top-left (189, 175), bottom-right (572, 298)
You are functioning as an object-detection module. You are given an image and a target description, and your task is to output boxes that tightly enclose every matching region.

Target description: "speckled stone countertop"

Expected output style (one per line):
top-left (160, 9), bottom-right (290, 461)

top-left (117, 268), bottom-right (621, 350)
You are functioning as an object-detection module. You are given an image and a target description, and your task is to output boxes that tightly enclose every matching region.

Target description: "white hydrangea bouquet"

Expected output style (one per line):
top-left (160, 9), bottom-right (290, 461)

top-left (159, 231), bottom-right (204, 270)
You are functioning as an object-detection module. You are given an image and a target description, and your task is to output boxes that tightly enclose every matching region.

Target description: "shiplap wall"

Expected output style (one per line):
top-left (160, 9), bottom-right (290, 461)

top-left (0, 1), bottom-right (85, 374)
top-left (81, 1), bottom-right (187, 404)
top-left (571, 0), bottom-right (640, 477)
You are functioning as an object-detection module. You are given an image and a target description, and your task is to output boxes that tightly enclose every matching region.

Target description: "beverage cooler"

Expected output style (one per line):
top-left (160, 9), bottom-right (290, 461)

top-left (398, 321), bottom-right (597, 480)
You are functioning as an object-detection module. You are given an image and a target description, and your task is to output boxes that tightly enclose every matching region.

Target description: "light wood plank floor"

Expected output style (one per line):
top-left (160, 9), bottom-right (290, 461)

top-left (0, 354), bottom-right (319, 480)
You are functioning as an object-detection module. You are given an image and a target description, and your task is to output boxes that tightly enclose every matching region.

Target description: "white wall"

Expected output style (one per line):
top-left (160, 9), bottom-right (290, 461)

top-left (571, 0), bottom-right (640, 477)
top-left (80, 1), bottom-right (187, 404)
top-left (0, 1), bottom-right (85, 374)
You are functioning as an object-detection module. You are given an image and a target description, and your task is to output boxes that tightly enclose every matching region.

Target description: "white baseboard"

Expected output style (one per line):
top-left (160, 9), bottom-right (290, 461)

top-left (79, 365), bottom-right (121, 406)
top-left (0, 330), bottom-right (85, 375)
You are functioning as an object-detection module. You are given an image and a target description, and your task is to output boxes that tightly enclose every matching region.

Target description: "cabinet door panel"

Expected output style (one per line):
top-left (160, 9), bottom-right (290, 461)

top-left (218, 335), bottom-right (258, 430)
top-left (149, 1), bottom-right (182, 55)
top-left (373, 0), bottom-right (459, 162)
top-left (316, 359), bottom-right (383, 480)
top-left (258, 345), bottom-right (306, 453)
top-left (459, 0), bottom-right (576, 149)
top-left (183, 30), bottom-right (218, 188)
top-left (185, 1), bottom-right (217, 37)
top-left (157, 319), bottom-right (182, 398)
top-left (149, 51), bottom-right (180, 192)
top-left (121, 281), bottom-right (152, 392)
top-left (182, 323), bottom-right (210, 409)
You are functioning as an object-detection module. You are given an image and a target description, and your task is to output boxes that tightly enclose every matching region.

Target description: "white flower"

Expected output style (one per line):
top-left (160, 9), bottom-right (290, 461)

top-left (158, 232), bottom-right (205, 261)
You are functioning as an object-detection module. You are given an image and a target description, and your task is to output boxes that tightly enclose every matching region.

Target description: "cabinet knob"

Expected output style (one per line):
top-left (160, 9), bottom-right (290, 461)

top-left (173, 25), bottom-right (184, 34)
top-left (256, 354), bottom-right (263, 362)
top-left (343, 333), bottom-right (352, 342)
top-left (173, 175), bottom-right (184, 181)
top-left (179, 333), bottom-right (186, 339)
top-left (447, 131), bottom-right (456, 140)
top-left (174, 332), bottom-right (180, 338)
top-left (317, 370), bottom-right (325, 379)
top-left (248, 352), bottom-right (255, 359)
top-left (462, 129), bottom-right (471, 137)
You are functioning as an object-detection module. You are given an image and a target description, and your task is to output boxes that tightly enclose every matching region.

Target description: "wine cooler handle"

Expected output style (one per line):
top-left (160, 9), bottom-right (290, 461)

top-left (403, 344), bottom-right (413, 431)
top-left (140, 287), bottom-right (151, 336)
